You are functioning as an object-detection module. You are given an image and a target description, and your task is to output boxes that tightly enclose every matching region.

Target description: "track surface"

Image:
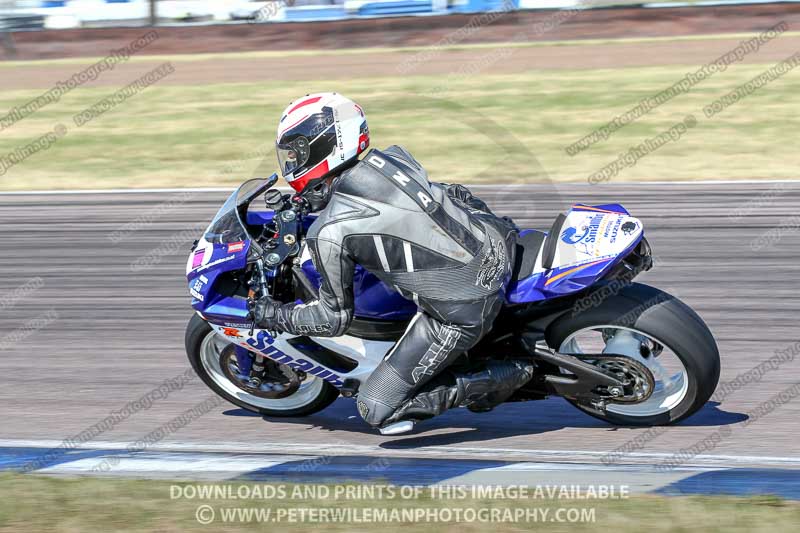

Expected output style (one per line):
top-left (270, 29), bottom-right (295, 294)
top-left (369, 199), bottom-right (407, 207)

top-left (0, 182), bottom-right (798, 466)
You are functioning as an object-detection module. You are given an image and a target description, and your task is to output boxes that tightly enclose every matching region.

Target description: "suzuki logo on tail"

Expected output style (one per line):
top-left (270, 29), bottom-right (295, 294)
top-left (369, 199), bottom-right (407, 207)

top-left (245, 331), bottom-right (344, 387)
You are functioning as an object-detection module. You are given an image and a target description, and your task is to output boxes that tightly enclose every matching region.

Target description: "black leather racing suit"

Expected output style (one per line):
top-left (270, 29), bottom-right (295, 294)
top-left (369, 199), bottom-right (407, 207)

top-left (270, 146), bottom-right (523, 427)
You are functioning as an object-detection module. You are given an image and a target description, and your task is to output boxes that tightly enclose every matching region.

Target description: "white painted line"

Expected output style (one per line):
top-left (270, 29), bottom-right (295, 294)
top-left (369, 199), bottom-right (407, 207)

top-left (37, 452), bottom-right (300, 477)
top-left (3, 439), bottom-right (799, 469)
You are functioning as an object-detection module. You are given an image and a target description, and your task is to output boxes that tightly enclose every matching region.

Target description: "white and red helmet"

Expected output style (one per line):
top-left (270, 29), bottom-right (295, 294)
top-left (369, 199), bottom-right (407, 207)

top-left (276, 92), bottom-right (369, 194)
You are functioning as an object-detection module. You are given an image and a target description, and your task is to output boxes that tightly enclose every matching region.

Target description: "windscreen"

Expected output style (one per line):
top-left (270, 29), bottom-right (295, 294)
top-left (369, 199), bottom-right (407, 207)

top-left (203, 176), bottom-right (277, 244)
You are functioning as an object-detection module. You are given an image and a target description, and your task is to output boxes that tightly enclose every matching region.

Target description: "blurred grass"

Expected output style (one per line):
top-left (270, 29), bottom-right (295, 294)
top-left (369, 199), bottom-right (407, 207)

top-left (1, 59), bottom-right (799, 190)
top-left (1, 474), bottom-right (799, 532)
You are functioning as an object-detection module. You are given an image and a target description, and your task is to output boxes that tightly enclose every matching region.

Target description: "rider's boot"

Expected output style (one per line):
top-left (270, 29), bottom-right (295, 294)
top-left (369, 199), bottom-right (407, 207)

top-left (379, 360), bottom-right (534, 433)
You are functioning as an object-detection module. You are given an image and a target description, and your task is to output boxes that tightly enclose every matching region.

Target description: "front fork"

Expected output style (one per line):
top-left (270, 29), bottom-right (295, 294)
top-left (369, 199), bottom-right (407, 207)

top-left (242, 257), bottom-right (272, 385)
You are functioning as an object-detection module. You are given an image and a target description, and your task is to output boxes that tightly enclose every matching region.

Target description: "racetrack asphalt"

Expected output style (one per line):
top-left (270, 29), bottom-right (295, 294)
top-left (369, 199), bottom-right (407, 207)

top-left (0, 182), bottom-right (798, 481)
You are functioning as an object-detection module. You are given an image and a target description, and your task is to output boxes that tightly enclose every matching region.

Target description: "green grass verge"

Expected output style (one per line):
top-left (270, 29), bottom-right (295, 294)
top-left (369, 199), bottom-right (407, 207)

top-left (1, 474), bottom-right (798, 532)
top-left (1, 59), bottom-right (799, 190)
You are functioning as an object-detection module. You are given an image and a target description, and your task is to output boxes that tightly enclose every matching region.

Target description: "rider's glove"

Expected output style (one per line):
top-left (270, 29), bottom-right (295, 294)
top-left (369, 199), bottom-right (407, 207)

top-left (251, 295), bottom-right (281, 330)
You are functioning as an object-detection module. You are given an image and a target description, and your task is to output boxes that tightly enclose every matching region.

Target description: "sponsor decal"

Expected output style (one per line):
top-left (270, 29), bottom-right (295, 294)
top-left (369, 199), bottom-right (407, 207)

top-left (357, 400), bottom-right (369, 419)
top-left (608, 217), bottom-right (624, 244)
top-left (622, 221), bottom-right (637, 235)
top-left (223, 321), bottom-right (252, 329)
top-left (196, 255), bottom-right (235, 272)
top-left (191, 249), bottom-right (205, 269)
top-left (333, 106), bottom-right (344, 161)
top-left (582, 214), bottom-right (605, 244)
top-left (293, 323), bottom-right (332, 334)
top-left (189, 275), bottom-right (208, 302)
top-left (561, 214), bottom-right (605, 246)
top-left (561, 224), bottom-right (591, 245)
top-left (245, 330), bottom-right (344, 387)
top-left (411, 325), bottom-right (461, 384)
top-left (221, 327), bottom-right (242, 338)
top-left (227, 241), bottom-right (245, 253)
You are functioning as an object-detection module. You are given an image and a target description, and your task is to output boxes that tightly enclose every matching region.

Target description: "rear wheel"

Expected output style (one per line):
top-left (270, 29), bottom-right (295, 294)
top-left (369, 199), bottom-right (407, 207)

top-left (185, 314), bottom-right (339, 417)
top-left (545, 283), bottom-right (720, 426)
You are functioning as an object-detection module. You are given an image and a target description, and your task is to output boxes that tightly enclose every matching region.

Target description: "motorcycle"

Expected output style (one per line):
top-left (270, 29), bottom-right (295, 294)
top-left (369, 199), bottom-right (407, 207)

top-left (185, 175), bottom-right (720, 427)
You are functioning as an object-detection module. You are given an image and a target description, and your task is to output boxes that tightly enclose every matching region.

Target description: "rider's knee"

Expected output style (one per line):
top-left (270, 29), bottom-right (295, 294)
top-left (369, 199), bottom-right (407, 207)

top-left (357, 361), bottom-right (414, 427)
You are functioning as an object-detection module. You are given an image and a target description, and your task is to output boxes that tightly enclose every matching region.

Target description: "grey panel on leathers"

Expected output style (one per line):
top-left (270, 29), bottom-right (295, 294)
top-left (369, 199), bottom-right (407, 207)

top-left (273, 145), bottom-right (518, 427)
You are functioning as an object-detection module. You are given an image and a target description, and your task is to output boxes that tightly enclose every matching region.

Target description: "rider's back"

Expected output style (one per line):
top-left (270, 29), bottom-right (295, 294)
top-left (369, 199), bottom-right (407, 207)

top-left (307, 145), bottom-right (511, 310)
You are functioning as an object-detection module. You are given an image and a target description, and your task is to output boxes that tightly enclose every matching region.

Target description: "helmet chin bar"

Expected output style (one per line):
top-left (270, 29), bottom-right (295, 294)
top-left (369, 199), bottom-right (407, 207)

top-left (299, 159), bottom-right (357, 211)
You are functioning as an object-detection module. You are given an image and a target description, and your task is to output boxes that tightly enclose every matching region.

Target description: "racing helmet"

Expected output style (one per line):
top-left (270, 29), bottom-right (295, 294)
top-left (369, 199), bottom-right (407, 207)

top-left (276, 92), bottom-right (369, 194)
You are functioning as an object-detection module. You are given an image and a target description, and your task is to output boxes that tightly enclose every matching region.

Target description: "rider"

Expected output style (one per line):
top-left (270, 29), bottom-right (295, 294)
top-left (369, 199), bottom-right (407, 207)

top-left (253, 93), bottom-right (534, 434)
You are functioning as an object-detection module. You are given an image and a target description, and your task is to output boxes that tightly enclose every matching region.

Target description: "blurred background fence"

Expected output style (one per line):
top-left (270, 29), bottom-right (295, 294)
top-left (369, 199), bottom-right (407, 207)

top-left (1, 0), bottom-right (795, 30)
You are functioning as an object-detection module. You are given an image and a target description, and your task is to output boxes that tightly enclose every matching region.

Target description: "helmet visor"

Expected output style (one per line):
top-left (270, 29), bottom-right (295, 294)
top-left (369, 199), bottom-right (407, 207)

top-left (276, 135), bottom-right (311, 178)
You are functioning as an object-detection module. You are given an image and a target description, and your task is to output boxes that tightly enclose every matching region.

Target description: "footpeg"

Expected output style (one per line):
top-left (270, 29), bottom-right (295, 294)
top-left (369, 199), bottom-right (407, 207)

top-left (378, 420), bottom-right (414, 435)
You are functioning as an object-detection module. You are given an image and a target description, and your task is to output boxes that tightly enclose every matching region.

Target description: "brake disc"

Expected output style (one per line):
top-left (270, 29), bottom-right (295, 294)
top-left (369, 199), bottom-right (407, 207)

top-left (219, 344), bottom-right (301, 399)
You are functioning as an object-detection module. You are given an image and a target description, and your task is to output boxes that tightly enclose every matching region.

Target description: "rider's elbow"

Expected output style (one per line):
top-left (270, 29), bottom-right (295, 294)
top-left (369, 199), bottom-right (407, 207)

top-left (328, 309), bottom-right (353, 337)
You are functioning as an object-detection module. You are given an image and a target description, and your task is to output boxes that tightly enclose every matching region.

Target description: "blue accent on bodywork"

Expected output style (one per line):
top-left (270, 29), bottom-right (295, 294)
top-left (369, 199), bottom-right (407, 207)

top-left (506, 204), bottom-right (643, 304)
top-left (301, 258), bottom-right (416, 320)
top-left (187, 241), bottom-right (250, 313)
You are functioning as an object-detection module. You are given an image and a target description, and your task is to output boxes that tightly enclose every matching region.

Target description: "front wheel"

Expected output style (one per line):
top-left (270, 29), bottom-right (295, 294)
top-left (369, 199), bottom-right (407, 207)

top-left (545, 283), bottom-right (720, 426)
top-left (185, 314), bottom-right (340, 417)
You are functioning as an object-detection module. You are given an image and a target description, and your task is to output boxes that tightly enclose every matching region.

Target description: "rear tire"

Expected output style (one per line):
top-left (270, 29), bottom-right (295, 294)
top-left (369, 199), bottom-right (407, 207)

top-left (185, 314), bottom-right (340, 417)
top-left (545, 283), bottom-right (720, 426)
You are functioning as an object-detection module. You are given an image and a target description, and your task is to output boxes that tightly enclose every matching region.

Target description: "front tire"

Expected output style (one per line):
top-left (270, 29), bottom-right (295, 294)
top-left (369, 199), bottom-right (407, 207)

top-left (545, 283), bottom-right (720, 426)
top-left (185, 314), bottom-right (340, 417)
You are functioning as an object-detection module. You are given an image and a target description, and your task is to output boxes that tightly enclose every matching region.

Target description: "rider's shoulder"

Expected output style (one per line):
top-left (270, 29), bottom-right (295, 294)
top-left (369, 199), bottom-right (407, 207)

top-left (381, 145), bottom-right (424, 171)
